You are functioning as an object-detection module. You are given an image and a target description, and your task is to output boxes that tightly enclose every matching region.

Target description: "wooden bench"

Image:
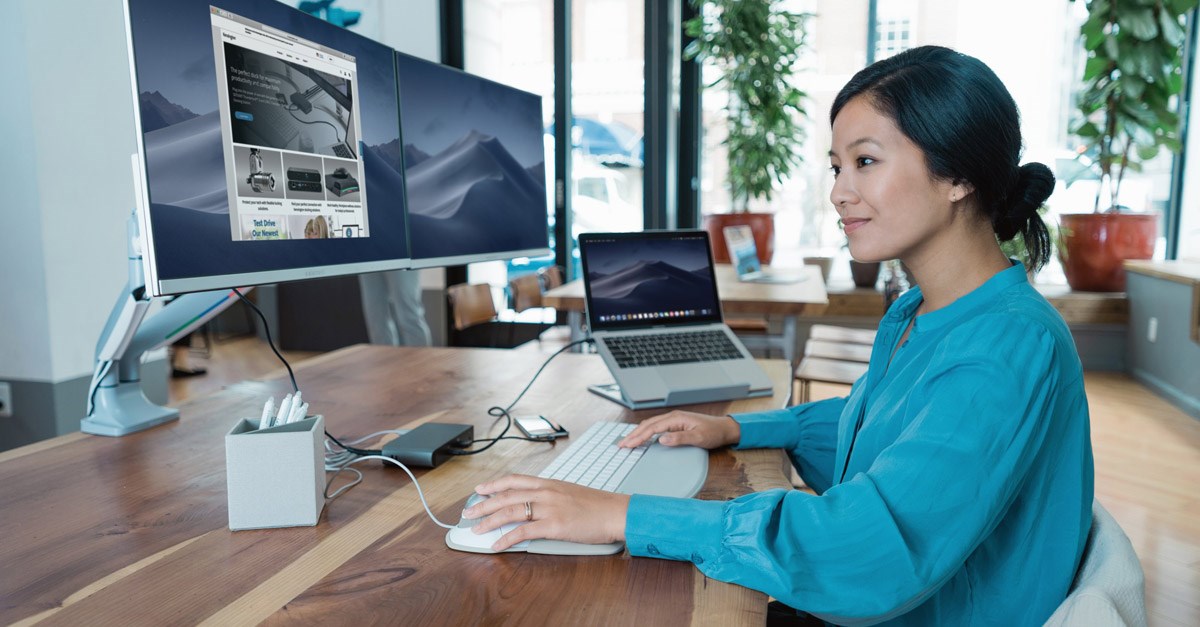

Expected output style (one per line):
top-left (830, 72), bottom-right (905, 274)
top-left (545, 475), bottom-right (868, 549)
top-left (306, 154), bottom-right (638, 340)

top-left (794, 324), bottom-right (877, 402)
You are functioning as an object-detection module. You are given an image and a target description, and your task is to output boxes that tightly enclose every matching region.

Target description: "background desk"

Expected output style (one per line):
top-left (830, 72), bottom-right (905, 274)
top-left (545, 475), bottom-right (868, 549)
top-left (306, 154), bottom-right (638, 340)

top-left (543, 264), bottom-right (829, 363)
top-left (0, 346), bottom-right (794, 626)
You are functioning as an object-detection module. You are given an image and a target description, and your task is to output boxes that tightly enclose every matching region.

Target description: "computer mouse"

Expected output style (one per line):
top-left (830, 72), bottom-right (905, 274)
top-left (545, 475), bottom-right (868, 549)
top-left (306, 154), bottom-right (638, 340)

top-left (332, 167), bottom-right (349, 178)
top-left (457, 492), bottom-right (489, 529)
top-left (445, 492), bottom-right (531, 553)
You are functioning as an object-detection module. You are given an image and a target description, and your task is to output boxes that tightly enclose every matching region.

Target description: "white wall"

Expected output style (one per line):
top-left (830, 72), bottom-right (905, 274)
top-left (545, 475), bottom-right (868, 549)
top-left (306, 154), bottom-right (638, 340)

top-left (0, 0), bottom-right (135, 383)
top-left (0, 1), bottom-right (52, 380)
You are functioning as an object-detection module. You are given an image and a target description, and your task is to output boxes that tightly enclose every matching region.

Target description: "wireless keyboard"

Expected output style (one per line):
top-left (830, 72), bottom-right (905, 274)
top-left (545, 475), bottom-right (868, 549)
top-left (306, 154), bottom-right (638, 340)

top-left (538, 421), bottom-right (646, 491)
top-left (445, 421), bottom-right (708, 556)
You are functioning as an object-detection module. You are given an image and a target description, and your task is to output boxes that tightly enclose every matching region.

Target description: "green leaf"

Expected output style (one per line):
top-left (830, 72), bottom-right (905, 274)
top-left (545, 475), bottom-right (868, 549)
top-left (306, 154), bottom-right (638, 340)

top-left (1104, 33), bottom-right (1120, 59)
top-left (1083, 55), bottom-right (1112, 81)
top-left (1074, 121), bottom-right (1103, 138)
top-left (1157, 8), bottom-right (1186, 47)
top-left (1136, 144), bottom-right (1159, 161)
top-left (1081, 15), bottom-right (1106, 49)
top-left (1167, 66), bottom-right (1186, 93)
top-left (1118, 7), bottom-right (1159, 40)
top-left (1168, 0), bottom-right (1199, 14)
top-left (1123, 76), bottom-right (1146, 100)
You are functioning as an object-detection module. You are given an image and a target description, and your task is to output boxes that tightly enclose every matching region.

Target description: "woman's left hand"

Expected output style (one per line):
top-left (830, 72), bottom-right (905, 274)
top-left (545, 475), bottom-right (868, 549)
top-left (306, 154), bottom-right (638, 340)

top-left (466, 474), bottom-right (631, 552)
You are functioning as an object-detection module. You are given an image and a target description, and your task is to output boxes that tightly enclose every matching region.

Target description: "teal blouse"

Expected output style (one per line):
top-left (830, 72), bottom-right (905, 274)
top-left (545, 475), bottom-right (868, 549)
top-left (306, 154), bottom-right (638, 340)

top-left (624, 262), bottom-right (1094, 626)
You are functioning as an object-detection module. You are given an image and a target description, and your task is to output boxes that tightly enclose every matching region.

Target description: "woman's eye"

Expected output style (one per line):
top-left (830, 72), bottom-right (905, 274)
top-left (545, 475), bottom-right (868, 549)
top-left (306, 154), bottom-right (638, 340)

top-left (830, 165), bottom-right (841, 178)
top-left (856, 157), bottom-right (875, 168)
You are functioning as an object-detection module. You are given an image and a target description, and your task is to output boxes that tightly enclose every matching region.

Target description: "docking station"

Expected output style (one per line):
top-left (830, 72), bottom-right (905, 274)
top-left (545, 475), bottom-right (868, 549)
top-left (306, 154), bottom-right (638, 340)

top-left (381, 423), bottom-right (474, 468)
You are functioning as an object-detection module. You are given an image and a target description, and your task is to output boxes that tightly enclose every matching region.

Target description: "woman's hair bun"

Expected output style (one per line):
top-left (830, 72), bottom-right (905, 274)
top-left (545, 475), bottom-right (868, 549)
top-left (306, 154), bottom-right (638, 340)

top-left (1012, 162), bottom-right (1054, 220)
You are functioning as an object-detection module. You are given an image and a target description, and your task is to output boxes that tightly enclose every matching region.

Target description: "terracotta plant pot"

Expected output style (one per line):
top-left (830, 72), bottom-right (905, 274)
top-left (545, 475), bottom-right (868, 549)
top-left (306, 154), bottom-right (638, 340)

top-left (1059, 213), bottom-right (1157, 292)
top-left (849, 260), bottom-right (881, 288)
top-left (703, 213), bottom-right (775, 264)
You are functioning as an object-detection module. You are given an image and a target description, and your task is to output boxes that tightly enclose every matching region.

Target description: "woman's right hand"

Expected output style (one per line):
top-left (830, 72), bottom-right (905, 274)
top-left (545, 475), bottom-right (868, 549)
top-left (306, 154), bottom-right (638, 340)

top-left (618, 410), bottom-right (741, 450)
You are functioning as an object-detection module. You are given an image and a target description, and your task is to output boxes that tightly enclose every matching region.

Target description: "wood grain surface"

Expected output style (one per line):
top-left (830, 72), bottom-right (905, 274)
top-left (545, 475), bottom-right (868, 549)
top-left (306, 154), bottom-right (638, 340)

top-left (0, 347), bottom-right (793, 626)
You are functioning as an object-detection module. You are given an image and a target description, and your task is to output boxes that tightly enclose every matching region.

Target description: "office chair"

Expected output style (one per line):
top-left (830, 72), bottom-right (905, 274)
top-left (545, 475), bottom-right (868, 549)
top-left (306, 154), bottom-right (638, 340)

top-left (1044, 501), bottom-right (1147, 627)
top-left (447, 283), bottom-right (545, 349)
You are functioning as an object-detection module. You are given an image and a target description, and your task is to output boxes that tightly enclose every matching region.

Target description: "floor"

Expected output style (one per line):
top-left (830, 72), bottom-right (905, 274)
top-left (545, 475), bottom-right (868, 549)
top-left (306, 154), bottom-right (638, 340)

top-left (173, 335), bottom-right (1200, 626)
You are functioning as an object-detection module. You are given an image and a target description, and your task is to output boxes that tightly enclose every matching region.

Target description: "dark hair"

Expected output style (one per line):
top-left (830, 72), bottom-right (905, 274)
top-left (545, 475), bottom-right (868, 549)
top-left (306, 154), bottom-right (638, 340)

top-left (830, 46), bottom-right (1054, 270)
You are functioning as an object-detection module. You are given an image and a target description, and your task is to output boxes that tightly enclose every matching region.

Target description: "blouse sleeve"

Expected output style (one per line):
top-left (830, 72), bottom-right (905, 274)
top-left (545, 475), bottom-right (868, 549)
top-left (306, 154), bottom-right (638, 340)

top-left (624, 317), bottom-right (1066, 625)
top-left (731, 394), bottom-right (848, 494)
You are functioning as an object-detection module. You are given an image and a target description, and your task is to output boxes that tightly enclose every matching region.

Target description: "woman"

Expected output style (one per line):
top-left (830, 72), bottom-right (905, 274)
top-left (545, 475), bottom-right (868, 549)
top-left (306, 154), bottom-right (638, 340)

top-left (466, 46), bottom-right (1093, 625)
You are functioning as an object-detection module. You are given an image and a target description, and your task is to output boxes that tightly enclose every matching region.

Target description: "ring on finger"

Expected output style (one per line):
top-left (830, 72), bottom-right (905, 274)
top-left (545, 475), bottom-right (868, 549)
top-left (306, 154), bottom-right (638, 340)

top-left (524, 501), bottom-right (533, 522)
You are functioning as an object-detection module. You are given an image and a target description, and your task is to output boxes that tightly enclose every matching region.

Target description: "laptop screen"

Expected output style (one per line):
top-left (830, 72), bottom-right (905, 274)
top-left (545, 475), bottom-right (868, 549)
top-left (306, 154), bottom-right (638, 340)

top-left (580, 231), bottom-right (724, 332)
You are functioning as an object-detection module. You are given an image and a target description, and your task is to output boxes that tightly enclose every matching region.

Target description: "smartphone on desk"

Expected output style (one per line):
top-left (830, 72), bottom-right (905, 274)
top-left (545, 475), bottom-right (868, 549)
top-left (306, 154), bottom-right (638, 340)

top-left (514, 415), bottom-right (569, 441)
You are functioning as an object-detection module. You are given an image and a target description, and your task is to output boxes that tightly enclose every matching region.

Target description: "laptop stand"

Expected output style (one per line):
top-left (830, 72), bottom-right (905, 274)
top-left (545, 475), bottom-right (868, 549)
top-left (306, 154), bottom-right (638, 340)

top-left (587, 382), bottom-right (760, 410)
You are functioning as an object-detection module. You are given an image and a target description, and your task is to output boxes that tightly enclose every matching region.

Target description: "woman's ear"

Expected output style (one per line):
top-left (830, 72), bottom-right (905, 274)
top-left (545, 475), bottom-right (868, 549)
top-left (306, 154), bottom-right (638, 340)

top-left (949, 179), bottom-right (976, 203)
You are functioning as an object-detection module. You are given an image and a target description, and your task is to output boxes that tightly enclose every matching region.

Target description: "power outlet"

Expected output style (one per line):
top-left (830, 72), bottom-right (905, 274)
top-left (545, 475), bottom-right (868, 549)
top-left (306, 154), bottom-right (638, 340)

top-left (0, 382), bottom-right (11, 418)
top-left (1147, 317), bottom-right (1158, 343)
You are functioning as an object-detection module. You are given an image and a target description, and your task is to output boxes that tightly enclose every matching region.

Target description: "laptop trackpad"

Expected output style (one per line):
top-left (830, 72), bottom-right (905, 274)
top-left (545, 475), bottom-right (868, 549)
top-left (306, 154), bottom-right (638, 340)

top-left (659, 365), bottom-right (733, 391)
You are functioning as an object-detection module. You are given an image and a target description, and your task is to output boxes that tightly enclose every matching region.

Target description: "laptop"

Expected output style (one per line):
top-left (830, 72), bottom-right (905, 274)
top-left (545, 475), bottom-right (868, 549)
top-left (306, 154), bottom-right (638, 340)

top-left (578, 230), bottom-right (774, 409)
top-left (723, 225), bottom-right (804, 284)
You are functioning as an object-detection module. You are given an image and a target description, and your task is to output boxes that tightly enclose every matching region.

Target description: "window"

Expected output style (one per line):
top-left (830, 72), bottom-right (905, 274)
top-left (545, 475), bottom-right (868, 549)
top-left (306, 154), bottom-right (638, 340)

top-left (571, 0), bottom-right (645, 242)
top-left (1177, 24), bottom-right (1200, 261)
top-left (698, 0), bottom-right (1139, 284)
top-left (699, 0), bottom-right (870, 282)
top-left (463, 0), bottom-right (648, 312)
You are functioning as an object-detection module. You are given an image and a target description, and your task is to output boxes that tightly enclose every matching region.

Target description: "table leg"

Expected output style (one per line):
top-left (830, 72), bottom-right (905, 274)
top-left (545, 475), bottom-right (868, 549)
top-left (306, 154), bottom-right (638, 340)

top-left (567, 311), bottom-right (586, 350)
top-left (782, 315), bottom-right (797, 364)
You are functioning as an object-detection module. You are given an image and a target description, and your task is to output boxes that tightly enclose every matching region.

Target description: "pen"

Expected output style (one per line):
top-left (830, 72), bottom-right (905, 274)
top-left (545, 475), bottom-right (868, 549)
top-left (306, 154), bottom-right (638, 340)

top-left (258, 397), bottom-right (275, 430)
top-left (275, 393), bottom-right (294, 428)
top-left (290, 391), bottom-right (302, 420)
top-left (290, 402), bottom-right (310, 424)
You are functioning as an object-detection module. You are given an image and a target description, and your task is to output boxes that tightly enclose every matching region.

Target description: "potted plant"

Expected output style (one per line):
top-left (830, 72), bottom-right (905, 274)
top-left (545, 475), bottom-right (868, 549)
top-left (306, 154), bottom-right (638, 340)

top-left (840, 240), bottom-right (881, 288)
top-left (1061, 0), bottom-right (1192, 291)
top-left (685, 0), bottom-right (812, 264)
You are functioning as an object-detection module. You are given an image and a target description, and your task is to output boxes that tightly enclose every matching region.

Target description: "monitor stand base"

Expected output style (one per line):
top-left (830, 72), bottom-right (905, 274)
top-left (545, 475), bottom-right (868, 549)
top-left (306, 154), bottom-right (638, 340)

top-left (82, 384), bottom-right (180, 436)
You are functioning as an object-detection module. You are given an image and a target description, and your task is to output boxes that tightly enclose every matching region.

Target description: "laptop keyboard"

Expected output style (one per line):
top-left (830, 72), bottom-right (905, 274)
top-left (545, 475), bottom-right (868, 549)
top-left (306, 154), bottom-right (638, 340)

top-left (331, 143), bottom-right (355, 159)
top-left (538, 422), bottom-right (646, 491)
top-left (604, 330), bottom-right (744, 369)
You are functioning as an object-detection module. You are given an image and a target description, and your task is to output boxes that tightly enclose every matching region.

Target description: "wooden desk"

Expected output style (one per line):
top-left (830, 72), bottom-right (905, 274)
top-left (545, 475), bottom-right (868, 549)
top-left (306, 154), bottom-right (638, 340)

top-left (543, 264), bottom-right (830, 362)
top-left (0, 346), bottom-right (794, 626)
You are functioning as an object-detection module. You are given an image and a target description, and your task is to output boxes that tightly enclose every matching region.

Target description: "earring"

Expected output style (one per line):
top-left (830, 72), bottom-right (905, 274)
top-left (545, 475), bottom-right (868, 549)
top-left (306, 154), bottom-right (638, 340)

top-left (837, 218), bottom-right (845, 229)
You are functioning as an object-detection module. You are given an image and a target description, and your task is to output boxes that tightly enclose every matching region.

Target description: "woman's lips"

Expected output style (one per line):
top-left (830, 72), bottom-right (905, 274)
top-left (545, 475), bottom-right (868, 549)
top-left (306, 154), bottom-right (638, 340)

top-left (842, 218), bottom-right (869, 235)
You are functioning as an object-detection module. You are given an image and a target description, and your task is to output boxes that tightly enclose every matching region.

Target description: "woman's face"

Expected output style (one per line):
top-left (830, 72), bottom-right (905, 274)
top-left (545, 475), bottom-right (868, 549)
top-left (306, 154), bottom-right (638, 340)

top-left (829, 96), bottom-right (964, 264)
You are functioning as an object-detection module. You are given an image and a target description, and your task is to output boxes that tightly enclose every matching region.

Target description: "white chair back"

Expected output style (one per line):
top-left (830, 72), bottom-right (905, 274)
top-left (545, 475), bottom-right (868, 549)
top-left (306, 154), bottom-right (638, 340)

top-left (1043, 501), bottom-right (1147, 627)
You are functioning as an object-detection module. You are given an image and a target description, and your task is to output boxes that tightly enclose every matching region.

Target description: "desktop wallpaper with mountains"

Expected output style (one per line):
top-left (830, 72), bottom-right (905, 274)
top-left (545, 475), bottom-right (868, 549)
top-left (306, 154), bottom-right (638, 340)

top-left (396, 53), bottom-right (549, 261)
top-left (584, 238), bottom-right (719, 321)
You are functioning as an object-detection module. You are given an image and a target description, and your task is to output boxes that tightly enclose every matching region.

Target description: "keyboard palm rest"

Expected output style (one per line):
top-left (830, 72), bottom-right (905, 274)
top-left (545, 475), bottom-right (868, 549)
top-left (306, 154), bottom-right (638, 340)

top-left (445, 422), bottom-right (708, 556)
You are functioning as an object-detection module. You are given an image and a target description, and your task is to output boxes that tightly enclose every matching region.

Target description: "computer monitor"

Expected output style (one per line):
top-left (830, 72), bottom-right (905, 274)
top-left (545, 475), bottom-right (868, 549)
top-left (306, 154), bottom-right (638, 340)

top-left (125, 0), bottom-right (412, 296)
top-left (394, 52), bottom-right (552, 268)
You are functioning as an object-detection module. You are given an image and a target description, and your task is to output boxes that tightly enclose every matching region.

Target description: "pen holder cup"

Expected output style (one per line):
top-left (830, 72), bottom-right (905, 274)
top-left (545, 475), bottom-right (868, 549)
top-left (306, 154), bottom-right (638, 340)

top-left (225, 414), bottom-right (325, 531)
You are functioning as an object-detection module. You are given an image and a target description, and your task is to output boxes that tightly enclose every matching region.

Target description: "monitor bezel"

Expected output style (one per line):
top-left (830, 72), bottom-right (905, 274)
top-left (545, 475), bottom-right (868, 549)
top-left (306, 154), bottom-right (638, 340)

top-left (122, 0), bottom-right (413, 298)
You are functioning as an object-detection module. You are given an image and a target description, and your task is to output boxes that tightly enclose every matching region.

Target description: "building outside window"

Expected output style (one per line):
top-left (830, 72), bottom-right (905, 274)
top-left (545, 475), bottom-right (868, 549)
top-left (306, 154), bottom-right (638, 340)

top-left (464, 0), bottom-right (645, 308)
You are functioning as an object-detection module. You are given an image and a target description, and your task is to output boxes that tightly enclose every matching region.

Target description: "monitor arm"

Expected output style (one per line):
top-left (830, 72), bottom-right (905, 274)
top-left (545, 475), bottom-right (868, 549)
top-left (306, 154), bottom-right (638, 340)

top-left (82, 209), bottom-right (251, 436)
